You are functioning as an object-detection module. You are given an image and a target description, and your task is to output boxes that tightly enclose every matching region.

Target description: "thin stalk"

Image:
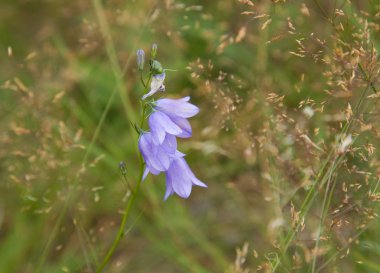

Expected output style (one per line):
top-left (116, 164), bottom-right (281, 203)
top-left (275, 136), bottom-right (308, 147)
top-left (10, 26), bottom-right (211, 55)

top-left (274, 76), bottom-right (372, 271)
top-left (95, 156), bottom-right (145, 273)
top-left (96, 73), bottom-right (151, 273)
top-left (315, 221), bottom-right (374, 273)
top-left (140, 70), bottom-right (147, 88)
top-left (34, 87), bottom-right (118, 273)
top-left (35, 3), bottom-right (155, 271)
top-left (310, 169), bottom-right (336, 273)
top-left (279, 154), bottom-right (342, 253)
top-left (92, 0), bottom-right (136, 123)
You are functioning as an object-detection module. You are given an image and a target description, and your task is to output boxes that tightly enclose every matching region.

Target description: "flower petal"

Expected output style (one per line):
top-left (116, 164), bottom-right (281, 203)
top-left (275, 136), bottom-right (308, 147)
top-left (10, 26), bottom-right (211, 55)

top-left (138, 133), bottom-right (170, 172)
top-left (167, 157), bottom-right (192, 198)
top-left (149, 111), bottom-right (182, 144)
top-left (156, 146), bottom-right (171, 170)
top-left (142, 72), bottom-right (166, 100)
top-left (177, 156), bottom-right (207, 188)
top-left (170, 116), bottom-right (192, 138)
top-left (161, 134), bottom-right (177, 154)
top-left (179, 96), bottom-right (190, 102)
top-left (163, 155), bottom-right (206, 199)
top-left (164, 173), bottom-right (174, 200)
top-left (148, 113), bottom-right (166, 144)
top-left (142, 167), bottom-right (150, 181)
top-left (155, 97), bottom-right (199, 118)
top-left (173, 150), bottom-right (186, 158)
top-left (141, 90), bottom-right (156, 100)
top-left (191, 176), bottom-right (208, 187)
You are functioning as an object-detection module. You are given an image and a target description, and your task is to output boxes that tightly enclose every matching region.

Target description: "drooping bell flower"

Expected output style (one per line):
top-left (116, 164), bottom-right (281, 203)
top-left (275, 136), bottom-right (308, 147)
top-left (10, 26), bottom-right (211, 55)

top-left (138, 132), bottom-right (177, 178)
top-left (148, 97), bottom-right (199, 144)
top-left (164, 156), bottom-right (207, 200)
top-left (155, 96), bottom-right (199, 119)
top-left (148, 111), bottom-right (183, 144)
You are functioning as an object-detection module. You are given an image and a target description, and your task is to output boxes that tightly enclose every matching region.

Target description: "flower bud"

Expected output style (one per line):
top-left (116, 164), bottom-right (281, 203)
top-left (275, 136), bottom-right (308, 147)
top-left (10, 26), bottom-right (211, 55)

top-left (119, 161), bottom-right (127, 175)
top-left (150, 60), bottom-right (163, 75)
top-left (136, 49), bottom-right (145, 71)
top-left (151, 43), bottom-right (158, 59)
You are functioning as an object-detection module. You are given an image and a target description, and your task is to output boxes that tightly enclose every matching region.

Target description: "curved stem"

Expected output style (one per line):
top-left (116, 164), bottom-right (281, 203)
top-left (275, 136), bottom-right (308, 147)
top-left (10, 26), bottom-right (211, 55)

top-left (96, 78), bottom-right (151, 272)
top-left (96, 158), bottom-right (145, 273)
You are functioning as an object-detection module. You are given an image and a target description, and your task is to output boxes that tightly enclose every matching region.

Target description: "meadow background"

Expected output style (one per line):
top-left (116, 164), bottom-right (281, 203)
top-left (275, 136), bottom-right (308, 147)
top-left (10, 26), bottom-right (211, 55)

top-left (1, 0), bottom-right (380, 272)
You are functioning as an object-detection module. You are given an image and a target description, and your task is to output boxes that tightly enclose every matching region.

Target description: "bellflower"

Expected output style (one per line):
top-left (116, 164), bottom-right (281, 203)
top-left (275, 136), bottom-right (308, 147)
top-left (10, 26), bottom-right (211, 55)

top-left (97, 43), bottom-right (207, 273)
top-left (164, 156), bottom-right (207, 200)
top-left (148, 97), bottom-right (199, 144)
top-left (142, 72), bottom-right (166, 100)
top-left (136, 45), bottom-right (206, 200)
top-left (155, 96), bottom-right (199, 119)
top-left (148, 111), bottom-right (183, 144)
top-left (138, 132), bottom-right (177, 176)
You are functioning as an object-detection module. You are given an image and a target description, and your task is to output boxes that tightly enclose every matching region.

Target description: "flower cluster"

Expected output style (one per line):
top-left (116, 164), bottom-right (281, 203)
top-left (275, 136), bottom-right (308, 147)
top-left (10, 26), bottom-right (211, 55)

top-left (137, 47), bottom-right (207, 200)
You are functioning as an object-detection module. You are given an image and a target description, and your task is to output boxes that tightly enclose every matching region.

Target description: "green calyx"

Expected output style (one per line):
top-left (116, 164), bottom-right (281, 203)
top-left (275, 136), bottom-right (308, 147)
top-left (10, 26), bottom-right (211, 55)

top-left (149, 60), bottom-right (164, 75)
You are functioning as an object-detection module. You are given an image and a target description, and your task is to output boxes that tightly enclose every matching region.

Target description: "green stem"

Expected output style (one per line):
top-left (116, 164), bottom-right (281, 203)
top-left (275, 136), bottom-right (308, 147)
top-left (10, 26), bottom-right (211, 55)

top-left (274, 80), bottom-right (372, 272)
top-left (96, 157), bottom-right (145, 273)
top-left (310, 166), bottom-right (336, 273)
top-left (96, 74), bottom-right (152, 273)
top-left (140, 70), bottom-right (147, 88)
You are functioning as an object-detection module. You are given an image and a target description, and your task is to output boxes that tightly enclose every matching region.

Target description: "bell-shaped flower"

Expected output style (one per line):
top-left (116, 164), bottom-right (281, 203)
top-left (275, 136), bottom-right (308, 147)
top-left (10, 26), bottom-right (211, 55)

top-left (148, 97), bottom-right (199, 144)
top-left (148, 111), bottom-right (183, 144)
top-left (155, 96), bottom-right (199, 119)
top-left (138, 132), bottom-right (177, 178)
top-left (164, 156), bottom-right (207, 200)
top-left (142, 72), bottom-right (166, 100)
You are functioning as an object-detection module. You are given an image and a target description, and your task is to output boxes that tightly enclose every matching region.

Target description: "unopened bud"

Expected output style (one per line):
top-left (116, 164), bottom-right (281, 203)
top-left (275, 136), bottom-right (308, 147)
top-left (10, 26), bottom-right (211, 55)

top-left (151, 43), bottom-right (158, 59)
top-left (119, 161), bottom-right (127, 175)
top-left (136, 49), bottom-right (145, 71)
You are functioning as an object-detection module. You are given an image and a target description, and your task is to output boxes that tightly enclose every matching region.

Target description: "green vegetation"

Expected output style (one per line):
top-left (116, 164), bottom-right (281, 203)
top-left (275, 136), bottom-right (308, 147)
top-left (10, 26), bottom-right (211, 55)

top-left (0, 1), bottom-right (380, 272)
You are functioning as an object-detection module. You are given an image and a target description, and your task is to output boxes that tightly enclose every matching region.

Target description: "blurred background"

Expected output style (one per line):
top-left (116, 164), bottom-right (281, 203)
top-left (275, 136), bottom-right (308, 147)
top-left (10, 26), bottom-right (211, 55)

top-left (1, 0), bottom-right (380, 272)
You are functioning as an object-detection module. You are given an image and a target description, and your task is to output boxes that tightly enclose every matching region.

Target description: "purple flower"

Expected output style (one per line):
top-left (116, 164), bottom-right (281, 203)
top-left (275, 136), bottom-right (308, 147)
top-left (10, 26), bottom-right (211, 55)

top-left (148, 111), bottom-right (183, 144)
top-left (164, 157), bottom-right (207, 200)
top-left (155, 96), bottom-right (199, 118)
top-left (142, 72), bottom-right (166, 100)
top-left (138, 132), bottom-right (178, 178)
top-left (148, 97), bottom-right (199, 144)
top-left (138, 95), bottom-right (205, 200)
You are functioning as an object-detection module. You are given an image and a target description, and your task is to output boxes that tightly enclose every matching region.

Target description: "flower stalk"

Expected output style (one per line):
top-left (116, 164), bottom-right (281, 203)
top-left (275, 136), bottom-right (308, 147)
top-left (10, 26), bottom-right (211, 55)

top-left (95, 161), bottom-right (144, 273)
top-left (96, 44), bottom-right (206, 272)
top-left (96, 58), bottom-right (151, 273)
